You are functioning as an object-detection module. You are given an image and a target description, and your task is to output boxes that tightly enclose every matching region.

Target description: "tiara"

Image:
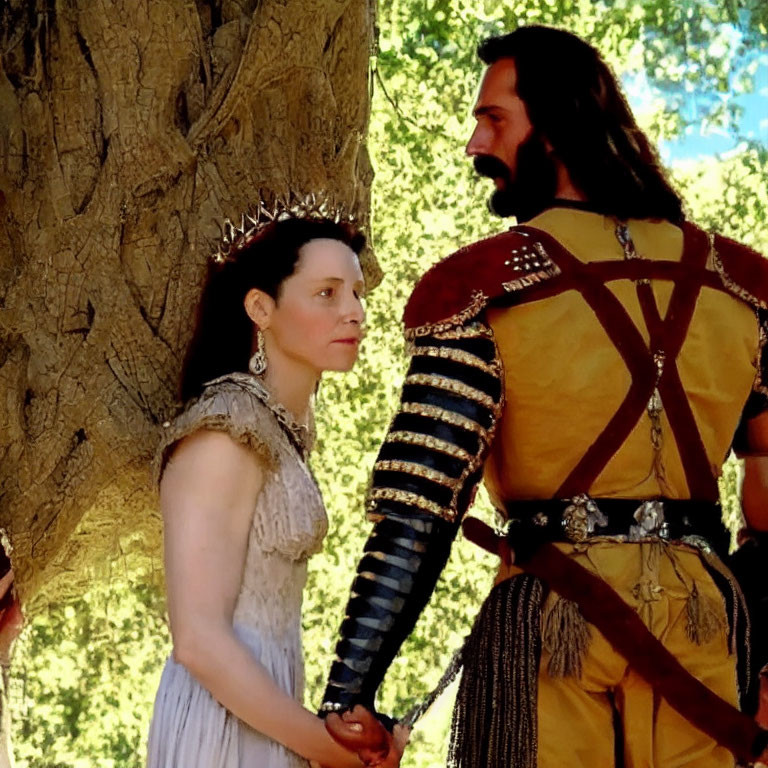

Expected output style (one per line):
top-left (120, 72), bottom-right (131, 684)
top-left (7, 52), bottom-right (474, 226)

top-left (212, 193), bottom-right (357, 263)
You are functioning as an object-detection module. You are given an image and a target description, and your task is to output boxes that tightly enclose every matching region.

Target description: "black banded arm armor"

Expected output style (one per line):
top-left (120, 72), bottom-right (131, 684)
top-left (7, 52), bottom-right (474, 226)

top-left (321, 322), bottom-right (504, 714)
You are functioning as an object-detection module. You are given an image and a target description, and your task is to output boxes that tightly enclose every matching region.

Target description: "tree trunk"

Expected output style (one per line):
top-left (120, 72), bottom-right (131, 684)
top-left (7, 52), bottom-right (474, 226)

top-left (0, 0), bottom-right (376, 609)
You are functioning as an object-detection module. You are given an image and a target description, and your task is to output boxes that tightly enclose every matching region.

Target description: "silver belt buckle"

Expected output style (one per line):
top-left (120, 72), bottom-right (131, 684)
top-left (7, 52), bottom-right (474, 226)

top-left (629, 500), bottom-right (669, 541)
top-left (562, 494), bottom-right (608, 543)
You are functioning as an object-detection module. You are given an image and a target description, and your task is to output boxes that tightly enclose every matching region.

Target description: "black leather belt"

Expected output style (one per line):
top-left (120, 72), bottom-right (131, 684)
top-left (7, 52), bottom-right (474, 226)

top-left (503, 495), bottom-right (730, 559)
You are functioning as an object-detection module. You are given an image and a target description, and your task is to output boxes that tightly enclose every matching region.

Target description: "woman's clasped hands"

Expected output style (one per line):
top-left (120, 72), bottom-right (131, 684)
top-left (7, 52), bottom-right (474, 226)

top-left (310, 706), bottom-right (410, 768)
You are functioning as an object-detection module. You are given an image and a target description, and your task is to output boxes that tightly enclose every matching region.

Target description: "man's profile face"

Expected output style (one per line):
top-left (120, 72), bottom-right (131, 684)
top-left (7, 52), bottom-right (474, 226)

top-left (466, 58), bottom-right (533, 175)
top-left (466, 58), bottom-right (556, 219)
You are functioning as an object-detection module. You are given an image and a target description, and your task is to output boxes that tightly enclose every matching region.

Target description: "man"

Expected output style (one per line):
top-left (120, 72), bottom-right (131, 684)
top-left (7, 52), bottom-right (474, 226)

top-left (321, 25), bottom-right (768, 768)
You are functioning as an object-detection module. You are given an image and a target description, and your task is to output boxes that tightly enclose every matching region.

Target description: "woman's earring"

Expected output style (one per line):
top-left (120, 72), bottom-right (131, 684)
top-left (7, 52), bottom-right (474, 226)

top-left (249, 329), bottom-right (267, 376)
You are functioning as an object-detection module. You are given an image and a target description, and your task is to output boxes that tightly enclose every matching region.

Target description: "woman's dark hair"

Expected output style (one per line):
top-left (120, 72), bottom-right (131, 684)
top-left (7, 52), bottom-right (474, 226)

top-left (478, 26), bottom-right (684, 223)
top-left (180, 217), bottom-right (365, 402)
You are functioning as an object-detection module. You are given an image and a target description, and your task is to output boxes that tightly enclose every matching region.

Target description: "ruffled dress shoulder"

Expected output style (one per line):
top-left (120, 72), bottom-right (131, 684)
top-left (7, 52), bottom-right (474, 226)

top-left (146, 373), bottom-right (327, 768)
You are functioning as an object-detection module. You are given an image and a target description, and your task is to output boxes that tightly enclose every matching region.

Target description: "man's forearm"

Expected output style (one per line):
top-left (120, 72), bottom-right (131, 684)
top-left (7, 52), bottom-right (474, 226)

top-left (321, 321), bottom-right (504, 715)
top-left (321, 512), bottom-right (457, 714)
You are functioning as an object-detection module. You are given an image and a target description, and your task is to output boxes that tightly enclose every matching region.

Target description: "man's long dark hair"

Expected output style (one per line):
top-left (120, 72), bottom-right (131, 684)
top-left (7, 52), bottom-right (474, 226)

top-left (478, 26), bottom-right (684, 223)
top-left (181, 218), bottom-right (365, 402)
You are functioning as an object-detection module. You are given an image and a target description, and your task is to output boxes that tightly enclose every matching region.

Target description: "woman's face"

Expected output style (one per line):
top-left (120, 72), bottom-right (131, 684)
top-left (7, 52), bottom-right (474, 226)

top-left (256, 238), bottom-right (366, 375)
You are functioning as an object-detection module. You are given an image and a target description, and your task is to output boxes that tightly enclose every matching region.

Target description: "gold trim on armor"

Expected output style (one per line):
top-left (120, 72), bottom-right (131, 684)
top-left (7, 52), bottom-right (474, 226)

top-left (432, 323), bottom-right (495, 341)
top-left (404, 373), bottom-right (497, 410)
top-left (369, 488), bottom-right (450, 520)
top-left (414, 345), bottom-right (501, 376)
top-left (447, 325), bottom-right (505, 513)
top-left (501, 242), bottom-right (561, 292)
top-left (385, 431), bottom-right (472, 462)
top-left (374, 317), bottom-right (504, 523)
top-left (373, 459), bottom-right (456, 488)
top-left (405, 290), bottom-right (489, 340)
top-left (400, 402), bottom-right (488, 438)
top-left (713, 249), bottom-right (768, 311)
top-left (502, 271), bottom-right (558, 293)
top-left (755, 313), bottom-right (768, 398)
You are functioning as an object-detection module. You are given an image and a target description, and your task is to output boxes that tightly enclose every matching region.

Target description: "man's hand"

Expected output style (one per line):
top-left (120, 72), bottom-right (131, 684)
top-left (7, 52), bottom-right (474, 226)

top-left (325, 705), bottom-right (410, 767)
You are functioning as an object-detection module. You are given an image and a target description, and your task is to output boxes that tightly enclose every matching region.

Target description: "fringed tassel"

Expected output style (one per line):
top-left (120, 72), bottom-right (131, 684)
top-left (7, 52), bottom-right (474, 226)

top-left (700, 548), bottom-right (755, 713)
top-left (447, 575), bottom-right (543, 768)
top-left (685, 582), bottom-right (724, 645)
top-left (542, 596), bottom-right (591, 678)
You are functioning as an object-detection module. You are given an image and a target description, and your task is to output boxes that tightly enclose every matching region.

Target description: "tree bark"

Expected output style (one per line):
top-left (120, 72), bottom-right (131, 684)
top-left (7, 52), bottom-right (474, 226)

top-left (0, 0), bottom-right (376, 608)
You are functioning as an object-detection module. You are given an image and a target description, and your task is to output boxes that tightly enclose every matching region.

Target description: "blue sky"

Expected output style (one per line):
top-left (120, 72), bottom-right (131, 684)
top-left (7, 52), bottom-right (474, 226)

top-left (659, 56), bottom-right (768, 161)
top-left (624, 14), bottom-right (768, 165)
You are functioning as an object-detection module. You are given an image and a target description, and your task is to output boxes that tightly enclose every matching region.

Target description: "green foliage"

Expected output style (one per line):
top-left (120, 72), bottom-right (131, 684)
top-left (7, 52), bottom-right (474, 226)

top-left (11, 578), bottom-right (169, 767)
top-left (10, 2), bottom-right (767, 766)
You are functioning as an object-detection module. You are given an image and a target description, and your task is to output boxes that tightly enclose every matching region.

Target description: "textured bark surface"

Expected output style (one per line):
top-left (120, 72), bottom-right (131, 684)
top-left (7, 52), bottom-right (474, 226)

top-left (0, 0), bottom-right (376, 608)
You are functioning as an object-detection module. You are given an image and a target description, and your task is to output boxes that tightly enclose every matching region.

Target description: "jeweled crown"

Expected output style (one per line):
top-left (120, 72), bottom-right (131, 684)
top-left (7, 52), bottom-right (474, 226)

top-left (212, 193), bottom-right (356, 263)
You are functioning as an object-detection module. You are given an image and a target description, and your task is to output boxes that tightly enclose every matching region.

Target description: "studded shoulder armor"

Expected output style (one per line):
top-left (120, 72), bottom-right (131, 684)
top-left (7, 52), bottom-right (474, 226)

top-left (403, 227), bottom-right (561, 338)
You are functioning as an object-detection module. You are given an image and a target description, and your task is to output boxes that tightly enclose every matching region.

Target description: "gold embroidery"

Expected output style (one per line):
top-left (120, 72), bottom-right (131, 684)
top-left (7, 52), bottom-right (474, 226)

top-left (368, 488), bottom-right (450, 520)
top-left (432, 323), bottom-right (494, 341)
top-left (712, 248), bottom-right (768, 311)
top-left (373, 459), bottom-right (456, 488)
top-left (414, 345), bottom-right (501, 376)
top-left (716, 249), bottom-right (768, 395)
top-left (404, 373), bottom-right (496, 410)
top-left (385, 431), bottom-right (471, 462)
top-left (405, 290), bottom-right (488, 340)
top-left (400, 402), bottom-right (488, 438)
top-left (406, 238), bottom-right (561, 339)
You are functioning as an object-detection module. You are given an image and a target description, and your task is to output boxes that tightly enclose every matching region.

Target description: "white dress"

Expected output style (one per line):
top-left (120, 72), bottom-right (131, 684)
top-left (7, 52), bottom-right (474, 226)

top-left (146, 373), bottom-right (327, 768)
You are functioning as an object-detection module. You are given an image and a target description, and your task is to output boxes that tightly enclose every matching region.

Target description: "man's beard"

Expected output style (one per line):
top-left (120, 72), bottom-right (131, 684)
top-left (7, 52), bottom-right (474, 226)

top-left (473, 134), bottom-right (558, 222)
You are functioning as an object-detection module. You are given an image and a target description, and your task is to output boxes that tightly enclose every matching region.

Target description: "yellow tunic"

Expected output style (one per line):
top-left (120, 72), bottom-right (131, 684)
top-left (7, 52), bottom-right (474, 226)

top-left (483, 207), bottom-right (759, 509)
top-left (477, 209), bottom-right (758, 768)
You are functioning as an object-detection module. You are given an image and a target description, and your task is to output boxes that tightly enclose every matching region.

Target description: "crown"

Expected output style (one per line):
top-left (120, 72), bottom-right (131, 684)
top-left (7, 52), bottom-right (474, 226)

top-left (212, 193), bottom-right (357, 263)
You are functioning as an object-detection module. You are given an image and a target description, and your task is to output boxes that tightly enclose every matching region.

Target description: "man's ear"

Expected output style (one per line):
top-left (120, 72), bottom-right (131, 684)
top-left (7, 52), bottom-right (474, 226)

top-left (244, 288), bottom-right (275, 330)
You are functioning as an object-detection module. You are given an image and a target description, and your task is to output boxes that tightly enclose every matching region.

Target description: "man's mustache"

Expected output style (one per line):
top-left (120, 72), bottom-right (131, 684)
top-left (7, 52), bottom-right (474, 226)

top-left (473, 154), bottom-right (511, 181)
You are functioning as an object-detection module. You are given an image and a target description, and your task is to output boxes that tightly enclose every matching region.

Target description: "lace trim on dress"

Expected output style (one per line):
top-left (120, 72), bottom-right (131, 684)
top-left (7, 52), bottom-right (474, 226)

top-left (203, 373), bottom-right (314, 459)
top-left (153, 373), bottom-right (313, 486)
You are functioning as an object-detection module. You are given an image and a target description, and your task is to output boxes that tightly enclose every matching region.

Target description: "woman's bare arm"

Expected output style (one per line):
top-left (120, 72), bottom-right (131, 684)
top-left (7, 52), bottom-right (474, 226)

top-left (161, 429), bottom-right (362, 768)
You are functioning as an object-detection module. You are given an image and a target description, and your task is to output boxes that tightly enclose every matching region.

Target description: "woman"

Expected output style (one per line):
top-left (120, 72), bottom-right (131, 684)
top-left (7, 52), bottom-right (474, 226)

top-left (146, 205), bottom-right (404, 768)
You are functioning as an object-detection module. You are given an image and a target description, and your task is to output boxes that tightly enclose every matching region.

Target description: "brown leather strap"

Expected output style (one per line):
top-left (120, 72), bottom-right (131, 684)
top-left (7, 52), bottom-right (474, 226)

top-left (633, 224), bottom-right (719, 499)
top-left (516, 230), bottom-right (662, 498)
top-left (461, 517), bottom-right (768, 763)
top-left (513, 224), bottom-right (720, 500)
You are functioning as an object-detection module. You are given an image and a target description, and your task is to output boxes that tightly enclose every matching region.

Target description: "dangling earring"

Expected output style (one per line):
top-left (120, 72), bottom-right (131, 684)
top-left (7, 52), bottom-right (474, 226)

top-left (249, 329), bottom-right (267, 376)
